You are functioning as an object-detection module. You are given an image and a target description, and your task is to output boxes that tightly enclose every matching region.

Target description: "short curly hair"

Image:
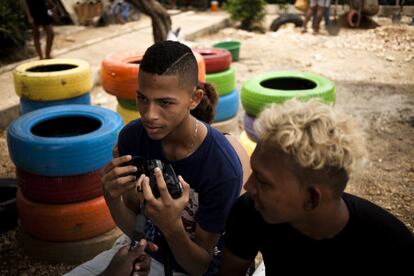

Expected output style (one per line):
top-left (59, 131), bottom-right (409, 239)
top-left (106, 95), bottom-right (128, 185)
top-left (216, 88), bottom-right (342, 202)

top-left (254, 99), bottom-right (367, 194)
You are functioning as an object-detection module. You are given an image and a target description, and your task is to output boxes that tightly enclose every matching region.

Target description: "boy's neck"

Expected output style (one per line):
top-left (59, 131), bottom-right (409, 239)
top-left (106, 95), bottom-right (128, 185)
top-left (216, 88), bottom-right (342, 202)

top-left (161, 116), bottom-right (206, 161)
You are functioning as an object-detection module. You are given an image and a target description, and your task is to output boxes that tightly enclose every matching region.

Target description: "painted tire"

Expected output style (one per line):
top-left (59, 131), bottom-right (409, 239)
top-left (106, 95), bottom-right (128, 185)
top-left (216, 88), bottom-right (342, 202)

top-left (241, 71), bottom-right (335, 117)
top-left (194, 51), bottom-right (206, 82)
top-left (19, 227), bottom-right (122, 265)
top-left (243, 113), bottom-right (258, 142)
top-left (101, 49), bottom-right (145, 100)
top-left (193, 48), bottom-right (232, 73)
top-left (211, 116), bottom-right (239, 134)
top-left (0, 178), bottom-right (18, 233)
top-left (214, 89), bottom-right (240, 122)
top-left (17, 190), bottom-right (115, 242)
top-left (347, 9), bottom-right (360, 28)
top-left (13, 58), bottom-right (93, 101)
top-left (206, 68), bottom-right (236, 96)
top-left (240, 131), bottom-right (257, 157)
top-left (117, 97), bottom-right (137, 110)
top-left (17, 169), bottom-right (102, 204)
top-left (7, 105), bottom-right (123, 176)
top-left (116, 104), bottom-right (140, 125)
top-left (101, 50), bottom-right (206, 100)
top-left (19, 93), bottom-right (91, 114)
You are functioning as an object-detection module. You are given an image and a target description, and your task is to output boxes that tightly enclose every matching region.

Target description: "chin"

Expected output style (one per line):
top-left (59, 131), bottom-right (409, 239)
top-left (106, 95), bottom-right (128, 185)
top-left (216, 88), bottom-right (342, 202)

top-left (260, 211), bottom-right (284, 224)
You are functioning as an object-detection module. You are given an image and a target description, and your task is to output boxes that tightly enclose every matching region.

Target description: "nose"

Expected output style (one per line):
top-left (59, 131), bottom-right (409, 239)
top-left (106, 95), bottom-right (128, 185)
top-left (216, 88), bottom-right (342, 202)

top-left (142, 102), bottom-right (159, 121)
top-left (244, 174), bottom-right (256, 195)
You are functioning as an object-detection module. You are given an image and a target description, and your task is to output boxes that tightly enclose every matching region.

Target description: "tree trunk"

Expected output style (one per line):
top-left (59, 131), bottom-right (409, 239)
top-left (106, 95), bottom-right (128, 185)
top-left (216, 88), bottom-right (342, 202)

top-left (127, 0), bottom-right (172, 42)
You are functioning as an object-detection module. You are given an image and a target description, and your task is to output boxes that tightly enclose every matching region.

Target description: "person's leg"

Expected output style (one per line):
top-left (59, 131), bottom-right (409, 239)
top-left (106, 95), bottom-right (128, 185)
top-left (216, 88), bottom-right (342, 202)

top-left (43, 24), bottom-right (54, 59)
top-left (323, 6), bottom-right (330, 27)
top-left (302, 7), bottom-right (315, 33)
top-left (31, 24), bottom-right (43, 59)
top-left (313, 6), bottom-right (324, 34)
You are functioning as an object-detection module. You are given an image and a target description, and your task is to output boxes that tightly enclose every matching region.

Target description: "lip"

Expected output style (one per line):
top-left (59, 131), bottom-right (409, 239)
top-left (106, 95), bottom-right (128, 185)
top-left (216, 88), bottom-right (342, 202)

top-left (142, 123), bottom-right (163, 134)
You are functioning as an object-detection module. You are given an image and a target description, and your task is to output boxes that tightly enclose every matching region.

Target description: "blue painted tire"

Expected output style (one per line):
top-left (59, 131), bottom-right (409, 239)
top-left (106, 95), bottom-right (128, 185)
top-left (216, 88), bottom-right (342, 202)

top-left (214, 89), bottom-right (240, 122)
top-left (20, 93), bottom-right (91, 114)
top-left (7, 105), bottom-right (123, 176)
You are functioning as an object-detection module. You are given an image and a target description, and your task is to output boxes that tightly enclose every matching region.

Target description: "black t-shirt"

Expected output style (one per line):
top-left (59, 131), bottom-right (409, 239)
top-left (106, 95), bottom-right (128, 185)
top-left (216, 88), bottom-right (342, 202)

top-left (224, 193), bottom-right (414, 273)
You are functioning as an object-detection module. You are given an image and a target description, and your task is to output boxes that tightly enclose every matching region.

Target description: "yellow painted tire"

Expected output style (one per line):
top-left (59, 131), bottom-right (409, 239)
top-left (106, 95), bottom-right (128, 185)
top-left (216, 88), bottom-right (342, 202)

top-left (13, 58), bottom-right (93, 101)
top-left (116, 104), bottom-right (140, 124)
top-left (240, 131), bottom-right (257, 157)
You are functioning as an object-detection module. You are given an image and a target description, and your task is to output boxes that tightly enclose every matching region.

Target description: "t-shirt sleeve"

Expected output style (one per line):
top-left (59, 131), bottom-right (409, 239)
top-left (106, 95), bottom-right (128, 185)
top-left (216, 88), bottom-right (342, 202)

top-left (196, 176), bottom-right (241, 234)
top-left (223, 195), bottom-right (259, 260)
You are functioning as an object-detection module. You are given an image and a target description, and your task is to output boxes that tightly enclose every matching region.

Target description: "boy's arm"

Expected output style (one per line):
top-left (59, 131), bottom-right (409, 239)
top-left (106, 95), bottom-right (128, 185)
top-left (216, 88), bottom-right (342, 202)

top-left (219, 248), bottom-right (254, 276)
top-left (102, 155), bottom-right (143, 238)
top-left (163, 222), bottom-right (221, 275)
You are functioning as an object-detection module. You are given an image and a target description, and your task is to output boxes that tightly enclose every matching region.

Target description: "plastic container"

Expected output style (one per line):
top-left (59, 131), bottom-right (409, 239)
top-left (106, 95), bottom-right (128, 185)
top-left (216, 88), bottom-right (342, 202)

top-left (211, 1), bottom-right (218, 12)
top-left (213, 40), bottom-right (241, 61)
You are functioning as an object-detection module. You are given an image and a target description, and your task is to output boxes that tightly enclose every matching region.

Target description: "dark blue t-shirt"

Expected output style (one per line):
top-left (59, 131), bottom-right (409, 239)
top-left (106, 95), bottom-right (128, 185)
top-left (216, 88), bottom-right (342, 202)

top-left (118, 119), bottom-right (243, 274)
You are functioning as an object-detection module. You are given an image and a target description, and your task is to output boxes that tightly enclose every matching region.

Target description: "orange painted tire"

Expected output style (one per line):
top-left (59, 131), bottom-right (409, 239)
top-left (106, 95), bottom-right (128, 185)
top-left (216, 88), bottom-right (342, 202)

top-left (194, 51), bottom-right (206, 82)
top-left (101, 50), bottom-right (206, 100)
top-left (17, 190), bottom-right (115, 242)
top-left (17, 169), bottom-right (103, 204)
top-left (101, 49), bottom-right (145, 100)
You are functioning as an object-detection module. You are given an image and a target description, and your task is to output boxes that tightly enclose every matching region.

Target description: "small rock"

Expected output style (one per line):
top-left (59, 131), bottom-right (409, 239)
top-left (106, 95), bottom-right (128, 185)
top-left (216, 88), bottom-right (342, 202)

top-left (386, 56), bottom-right (395, 62)
top-left (404, 55), bottom-right (413, 62)
top-left (312, 54), bottom-right (322, 61)
top-left (65, 36), bottom-right (76, 42)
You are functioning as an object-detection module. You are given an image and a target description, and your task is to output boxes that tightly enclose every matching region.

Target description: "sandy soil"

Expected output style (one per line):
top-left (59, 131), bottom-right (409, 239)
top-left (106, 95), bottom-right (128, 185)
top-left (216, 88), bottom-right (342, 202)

top-left (0, 15), bottom-right (413, 275)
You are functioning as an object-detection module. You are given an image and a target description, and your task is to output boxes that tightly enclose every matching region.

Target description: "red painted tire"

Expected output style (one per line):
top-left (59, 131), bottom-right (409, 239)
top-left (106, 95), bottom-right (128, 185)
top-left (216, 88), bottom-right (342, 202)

top-left (17, 169), bottom-right (103, 204)
top-left (101, 50), bottom-right (206, 100)
top-left (193, 48), bottom-right (232, 73)
top-left (347, 9), bottom-right (359, 28)
top-left (17, 190), bottom-right (115, 242)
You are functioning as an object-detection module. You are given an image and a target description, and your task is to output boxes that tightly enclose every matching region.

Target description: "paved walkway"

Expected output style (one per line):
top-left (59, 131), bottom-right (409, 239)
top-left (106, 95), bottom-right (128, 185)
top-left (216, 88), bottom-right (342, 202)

top-left (0, 11), bottom-right (230, 128)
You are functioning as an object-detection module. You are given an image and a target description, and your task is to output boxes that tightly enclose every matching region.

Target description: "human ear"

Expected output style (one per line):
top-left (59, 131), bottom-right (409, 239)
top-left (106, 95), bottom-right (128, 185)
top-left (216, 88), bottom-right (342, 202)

top-left (303, 186), bottom-right (321, 211)
top-left (189, 88), bottom-right (203, 110)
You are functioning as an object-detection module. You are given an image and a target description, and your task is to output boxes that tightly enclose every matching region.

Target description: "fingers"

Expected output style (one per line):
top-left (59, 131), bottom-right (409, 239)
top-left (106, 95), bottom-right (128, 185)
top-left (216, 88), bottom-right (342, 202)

top-left (153, 167), bottom-right (172, 202)
top-left (102, 155), bottom-right (132, 175)
top-left (178, 175), bottom-right (190, 202)
top-left (146, 241), bottom-right (159, 252)
top-left (142, 176), bottom-right (155, 202)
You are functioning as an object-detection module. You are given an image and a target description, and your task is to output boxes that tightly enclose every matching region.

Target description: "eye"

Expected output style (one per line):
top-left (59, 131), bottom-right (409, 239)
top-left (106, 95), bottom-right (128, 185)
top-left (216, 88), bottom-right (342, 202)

top-left (137, 94), bottom-right (148, 103)
top-left (253, 173), bottom-right (267, 188)
top-left (160, 100), bottom-right (172, 106)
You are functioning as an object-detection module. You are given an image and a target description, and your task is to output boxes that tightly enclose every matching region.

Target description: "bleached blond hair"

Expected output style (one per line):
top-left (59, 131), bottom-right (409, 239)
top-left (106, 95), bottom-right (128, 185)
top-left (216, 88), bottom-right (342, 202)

top-left (254, 99), bottom-right (367, 178)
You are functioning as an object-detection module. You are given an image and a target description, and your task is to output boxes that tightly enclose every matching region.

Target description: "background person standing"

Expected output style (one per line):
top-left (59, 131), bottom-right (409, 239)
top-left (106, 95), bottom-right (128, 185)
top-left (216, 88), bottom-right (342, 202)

top-left (22, 0), bottom-right (54, 59)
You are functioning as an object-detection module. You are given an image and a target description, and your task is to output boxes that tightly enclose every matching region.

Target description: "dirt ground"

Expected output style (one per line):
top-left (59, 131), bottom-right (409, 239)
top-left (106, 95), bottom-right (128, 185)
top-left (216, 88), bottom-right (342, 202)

top-left (0, 14), bottom-right (413, 275)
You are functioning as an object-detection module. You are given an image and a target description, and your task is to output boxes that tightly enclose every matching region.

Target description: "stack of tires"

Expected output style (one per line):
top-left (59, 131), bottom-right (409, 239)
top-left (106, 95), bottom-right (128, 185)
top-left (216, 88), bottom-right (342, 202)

top-left (7, 105), bottom-right (124, 264)
top-left (13, 59), bottom-right (93, 114)
top-left (240, 71), bottom-right (336, 156)
top-left (101, 49), bottom-right (206, 124)
top-left (194, 48), bottom-right (239, 133)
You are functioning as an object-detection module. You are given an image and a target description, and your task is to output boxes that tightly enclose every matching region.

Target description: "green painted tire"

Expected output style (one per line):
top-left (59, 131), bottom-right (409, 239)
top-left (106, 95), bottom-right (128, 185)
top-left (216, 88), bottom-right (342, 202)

top-left (241, 71), bottom-right (335, 117)
top-left (206, 68), bottom-right (236, 96)
top-left (117, 97), bottom-right (136, 110)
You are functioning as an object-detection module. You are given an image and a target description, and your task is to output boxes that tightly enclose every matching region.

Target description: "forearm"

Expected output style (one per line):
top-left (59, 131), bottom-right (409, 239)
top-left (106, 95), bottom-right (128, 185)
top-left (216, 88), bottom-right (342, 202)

top-left (104, 194), bottom-right (137, 238)
top-left (164, 222), bottom-right (211, 275)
